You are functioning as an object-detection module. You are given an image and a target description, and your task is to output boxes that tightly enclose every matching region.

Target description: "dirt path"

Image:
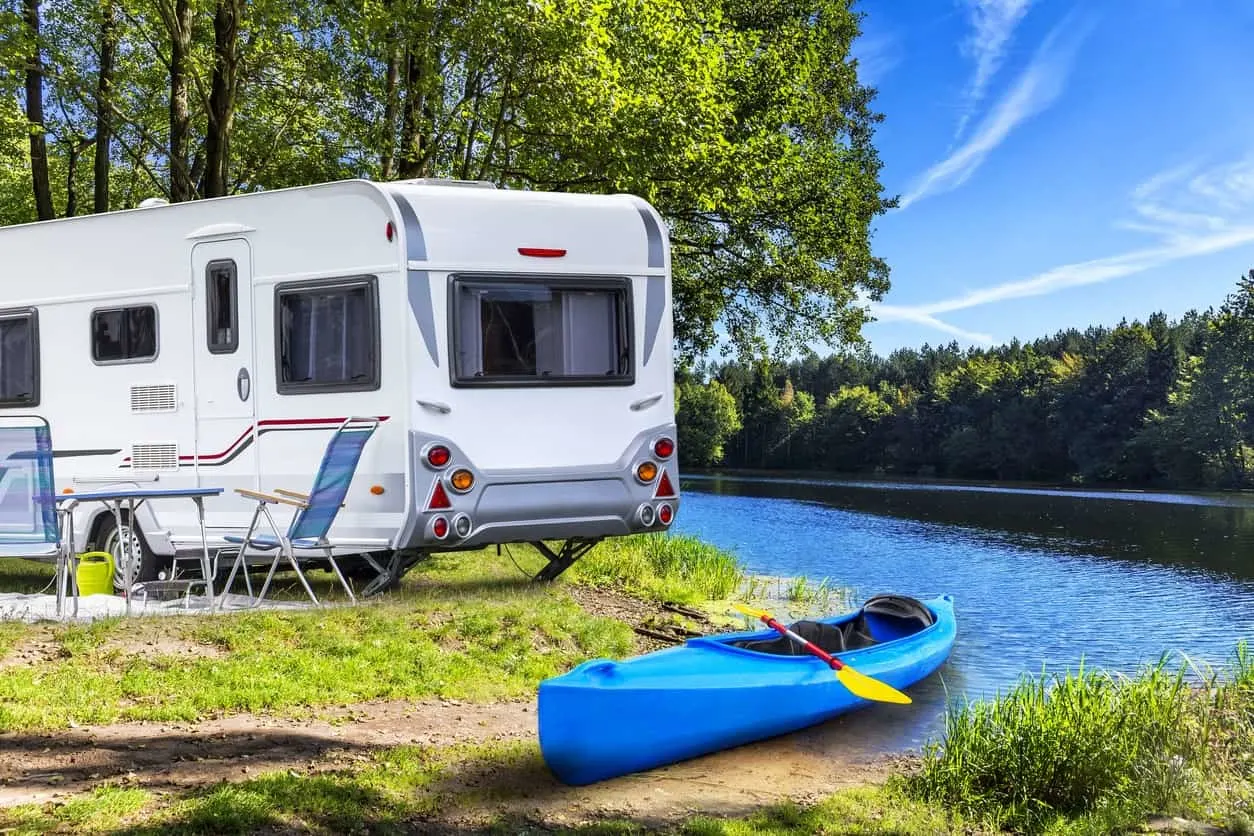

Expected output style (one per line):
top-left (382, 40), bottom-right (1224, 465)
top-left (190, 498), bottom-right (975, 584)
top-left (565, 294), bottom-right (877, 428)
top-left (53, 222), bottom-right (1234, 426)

top-left (0, 695), bottom-right (907, 829)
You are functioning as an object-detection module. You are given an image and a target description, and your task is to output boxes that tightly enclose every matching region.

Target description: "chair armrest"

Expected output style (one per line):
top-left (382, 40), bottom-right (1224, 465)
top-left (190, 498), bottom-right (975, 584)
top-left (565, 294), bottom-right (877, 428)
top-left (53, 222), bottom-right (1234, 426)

top-left (235, 487), bottom-right (308, 508)
top-left (273, 488), bottom-right (310, 500)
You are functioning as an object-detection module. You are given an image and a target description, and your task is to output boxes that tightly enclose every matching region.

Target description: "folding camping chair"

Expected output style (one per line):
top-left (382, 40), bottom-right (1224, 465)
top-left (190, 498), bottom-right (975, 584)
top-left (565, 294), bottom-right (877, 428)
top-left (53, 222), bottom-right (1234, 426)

top-left (0, 415), bottom-right (72, 615)
top-left (216, 416), bottom-right (379, 607)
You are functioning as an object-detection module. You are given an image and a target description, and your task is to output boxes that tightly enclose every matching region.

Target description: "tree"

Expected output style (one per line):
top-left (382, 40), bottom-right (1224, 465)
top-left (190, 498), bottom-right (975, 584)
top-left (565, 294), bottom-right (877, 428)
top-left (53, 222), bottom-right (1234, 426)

top-left (676, 378), bottom-right (742, 468)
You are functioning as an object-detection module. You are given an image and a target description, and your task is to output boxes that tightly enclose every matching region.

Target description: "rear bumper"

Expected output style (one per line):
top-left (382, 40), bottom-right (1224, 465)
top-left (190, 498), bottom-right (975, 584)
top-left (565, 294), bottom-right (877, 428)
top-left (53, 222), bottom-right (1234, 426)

top-left (394, 426), bottom-right (680, 550)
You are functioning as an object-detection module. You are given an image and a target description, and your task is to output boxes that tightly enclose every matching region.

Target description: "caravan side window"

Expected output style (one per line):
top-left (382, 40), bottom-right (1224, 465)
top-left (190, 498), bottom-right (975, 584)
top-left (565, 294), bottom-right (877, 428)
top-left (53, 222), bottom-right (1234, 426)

top-left (91, 305), bottom-right (158, 364)
top-left (274, 276), bottom-right (380, 394)
top-left (206, 260), bottom-right (238, 354)
top-left (0, 308), bottom-right (39, 408)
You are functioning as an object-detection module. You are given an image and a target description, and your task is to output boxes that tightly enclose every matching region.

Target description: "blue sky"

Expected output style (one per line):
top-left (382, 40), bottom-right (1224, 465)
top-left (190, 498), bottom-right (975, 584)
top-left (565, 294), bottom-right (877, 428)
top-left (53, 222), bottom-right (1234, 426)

top-left (844, 0), bottom-right (1254, 354)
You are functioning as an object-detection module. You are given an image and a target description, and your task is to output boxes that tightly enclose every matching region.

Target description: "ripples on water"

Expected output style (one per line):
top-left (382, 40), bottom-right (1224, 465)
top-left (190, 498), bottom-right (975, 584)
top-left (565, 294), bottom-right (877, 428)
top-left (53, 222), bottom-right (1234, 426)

top-left (669, 474), bottom-right (1254, 752)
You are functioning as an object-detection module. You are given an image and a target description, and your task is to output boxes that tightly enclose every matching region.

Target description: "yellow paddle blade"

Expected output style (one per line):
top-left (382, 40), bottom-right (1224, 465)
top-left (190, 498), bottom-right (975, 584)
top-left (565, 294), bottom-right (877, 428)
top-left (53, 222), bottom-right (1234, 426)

top-left (835, 664), bottom-right (913, 704)
top-left (732, 602), bottom-right (770, 619)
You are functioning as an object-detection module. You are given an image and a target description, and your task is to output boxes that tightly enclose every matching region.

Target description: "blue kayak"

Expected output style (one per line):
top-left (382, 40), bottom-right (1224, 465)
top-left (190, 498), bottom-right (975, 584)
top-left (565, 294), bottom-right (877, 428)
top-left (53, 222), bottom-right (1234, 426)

top-left (538, 593), bottom-right (956, 785)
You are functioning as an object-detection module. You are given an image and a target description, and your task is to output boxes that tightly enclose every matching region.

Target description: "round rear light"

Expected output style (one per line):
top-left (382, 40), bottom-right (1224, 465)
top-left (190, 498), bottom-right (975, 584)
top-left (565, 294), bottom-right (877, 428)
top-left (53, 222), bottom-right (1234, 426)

top-left (638, 504), bottom-right (655, 526)
top-left (653, 437), bottom-right (675, 458)
top-left (449, 468), bottom-right (474, 492)
top-left (426, 445), bottom-right (451, 468)
top-left (432, 516), bottom-right (449, 539)
top-left (635, 461), bottom-right (658, 483)
top-left (453, 514), bottom-right (472, 537)
top-left (657, 503), bottom-right (673, 525)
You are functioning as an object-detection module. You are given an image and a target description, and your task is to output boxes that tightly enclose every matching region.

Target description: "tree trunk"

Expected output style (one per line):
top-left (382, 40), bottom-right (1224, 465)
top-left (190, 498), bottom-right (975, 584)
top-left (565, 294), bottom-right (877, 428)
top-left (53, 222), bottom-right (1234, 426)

top-left (203, 0), bottom-right (241, 198)
top-left (93, 0), bottom-right (116, 213)
top-left (23, 0), bottom-right (54, 220)
top-left (168, 0), bottom-right (193, 201)
top-left (398, 49), bottom-right (425, 178)
top-left (380, 37), bottom-right (401, 179)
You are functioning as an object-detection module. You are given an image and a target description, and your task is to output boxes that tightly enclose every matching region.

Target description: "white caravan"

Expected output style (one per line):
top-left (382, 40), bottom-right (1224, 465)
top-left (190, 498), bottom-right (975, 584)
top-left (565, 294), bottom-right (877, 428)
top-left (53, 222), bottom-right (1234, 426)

top-left (0, 178), bottom-right (680, 592)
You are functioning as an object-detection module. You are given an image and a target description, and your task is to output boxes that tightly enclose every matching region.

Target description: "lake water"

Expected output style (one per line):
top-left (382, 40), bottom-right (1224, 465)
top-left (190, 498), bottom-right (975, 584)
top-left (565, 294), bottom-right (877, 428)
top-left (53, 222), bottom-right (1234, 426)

top-left (669, 472), bottom-right (1254, 755)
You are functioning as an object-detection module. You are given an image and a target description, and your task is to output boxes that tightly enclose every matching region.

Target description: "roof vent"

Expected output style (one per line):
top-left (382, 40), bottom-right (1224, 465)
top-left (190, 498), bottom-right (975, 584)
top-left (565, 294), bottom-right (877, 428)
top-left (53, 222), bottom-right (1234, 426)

top-left (402, 178), bottom-right (496, 189)
top-left (138, 197), bottom-right (169, 208)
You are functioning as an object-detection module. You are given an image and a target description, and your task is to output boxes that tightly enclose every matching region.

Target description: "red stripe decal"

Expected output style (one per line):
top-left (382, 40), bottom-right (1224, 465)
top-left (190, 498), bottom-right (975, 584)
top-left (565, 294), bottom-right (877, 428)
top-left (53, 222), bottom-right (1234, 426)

top-left (120, 416), bottom-right (389, 463)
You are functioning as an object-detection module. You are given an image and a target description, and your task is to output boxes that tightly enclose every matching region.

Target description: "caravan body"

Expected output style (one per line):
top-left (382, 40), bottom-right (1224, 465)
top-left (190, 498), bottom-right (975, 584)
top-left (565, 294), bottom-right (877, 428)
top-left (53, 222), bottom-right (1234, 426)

top-left (0, 178), bottom-right (679, 586)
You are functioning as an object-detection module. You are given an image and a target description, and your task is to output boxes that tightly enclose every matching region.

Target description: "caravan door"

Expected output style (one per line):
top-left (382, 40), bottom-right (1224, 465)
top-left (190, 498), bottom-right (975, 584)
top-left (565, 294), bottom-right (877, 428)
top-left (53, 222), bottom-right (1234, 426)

top-left (190, 239), bottom-right (259, 512)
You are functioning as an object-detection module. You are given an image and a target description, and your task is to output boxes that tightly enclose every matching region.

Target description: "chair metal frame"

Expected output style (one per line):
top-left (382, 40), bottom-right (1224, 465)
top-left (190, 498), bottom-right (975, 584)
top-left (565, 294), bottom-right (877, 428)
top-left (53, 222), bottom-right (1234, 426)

top-left (216, 416), bottom-right (380, 607)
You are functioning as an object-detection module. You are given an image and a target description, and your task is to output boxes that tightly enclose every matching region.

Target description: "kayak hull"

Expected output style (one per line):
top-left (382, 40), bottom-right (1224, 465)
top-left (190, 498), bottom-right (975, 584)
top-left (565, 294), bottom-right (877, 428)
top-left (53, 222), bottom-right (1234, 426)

top-left (537, 594), bottom-right (957, 785)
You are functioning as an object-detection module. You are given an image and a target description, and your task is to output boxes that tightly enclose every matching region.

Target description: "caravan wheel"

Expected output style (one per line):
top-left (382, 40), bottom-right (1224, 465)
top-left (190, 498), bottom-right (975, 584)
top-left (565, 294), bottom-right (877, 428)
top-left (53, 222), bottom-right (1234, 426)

top-left (95, 513), bottom-right (164, 592)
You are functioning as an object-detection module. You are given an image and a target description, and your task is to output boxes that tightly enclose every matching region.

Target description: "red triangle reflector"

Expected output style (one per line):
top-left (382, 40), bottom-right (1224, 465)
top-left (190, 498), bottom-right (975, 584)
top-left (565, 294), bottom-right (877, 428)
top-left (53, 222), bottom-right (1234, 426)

top-left (654, 471), bottom-right (675, 498)
top-left (428, 481), bottom-right (451, 510)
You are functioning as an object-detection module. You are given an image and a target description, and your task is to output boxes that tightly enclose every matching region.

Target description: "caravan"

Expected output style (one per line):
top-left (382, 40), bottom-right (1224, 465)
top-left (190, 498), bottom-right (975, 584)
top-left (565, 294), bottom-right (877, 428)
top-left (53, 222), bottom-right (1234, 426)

top-left (0, 178), bottom-right (680, 592)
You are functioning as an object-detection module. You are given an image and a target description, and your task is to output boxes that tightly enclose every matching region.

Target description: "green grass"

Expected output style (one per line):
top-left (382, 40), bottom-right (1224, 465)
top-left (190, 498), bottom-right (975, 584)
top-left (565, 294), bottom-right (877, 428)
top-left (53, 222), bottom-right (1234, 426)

top-left (904, 642), bottom-right (1254, 834)
top-left (560, 533), bottom-right (746, 605)
top-left (0, 535), bottom-right (747, 731)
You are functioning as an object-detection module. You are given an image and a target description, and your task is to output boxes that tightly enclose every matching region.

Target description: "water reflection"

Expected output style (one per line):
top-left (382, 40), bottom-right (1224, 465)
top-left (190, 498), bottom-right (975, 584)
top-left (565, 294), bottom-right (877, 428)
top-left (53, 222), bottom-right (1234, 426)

top-left (671, 474), bottom-right (1254, 753)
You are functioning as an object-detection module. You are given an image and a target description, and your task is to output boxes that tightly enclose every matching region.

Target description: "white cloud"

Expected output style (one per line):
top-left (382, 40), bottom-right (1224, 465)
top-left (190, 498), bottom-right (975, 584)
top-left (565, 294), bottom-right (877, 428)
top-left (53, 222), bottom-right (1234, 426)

top-left (871, 153), bottom-right (1254, 341)
top-left (852, 29), bottom-right (903, 89)
top-left (953, 0), bottom-right (1034, 140)
top-left (897, 14), bottom-right (1089, 211)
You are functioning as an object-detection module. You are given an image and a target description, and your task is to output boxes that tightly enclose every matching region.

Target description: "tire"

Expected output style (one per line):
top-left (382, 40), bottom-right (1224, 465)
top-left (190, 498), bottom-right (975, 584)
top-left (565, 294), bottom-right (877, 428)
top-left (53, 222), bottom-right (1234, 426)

top-left (94, 511), bottom-right (167, 592)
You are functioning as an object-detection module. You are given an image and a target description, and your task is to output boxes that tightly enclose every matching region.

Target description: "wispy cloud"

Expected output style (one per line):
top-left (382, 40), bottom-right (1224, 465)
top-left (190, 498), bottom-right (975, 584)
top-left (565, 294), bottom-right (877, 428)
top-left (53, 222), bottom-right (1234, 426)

top-left (852, 28), bottom-right (903, 89)
top-left (953, 0), bottom-right (1034, 140)
top-left (872, 154), bottom-right (1254, 342)
top-left (897, 13), bottom-right (1090, 211)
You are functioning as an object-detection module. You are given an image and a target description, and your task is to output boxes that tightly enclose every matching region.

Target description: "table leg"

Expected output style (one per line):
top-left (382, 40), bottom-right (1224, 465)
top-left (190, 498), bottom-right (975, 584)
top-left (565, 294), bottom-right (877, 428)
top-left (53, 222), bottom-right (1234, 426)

top-left (194, 496), bottom-right (215, 609)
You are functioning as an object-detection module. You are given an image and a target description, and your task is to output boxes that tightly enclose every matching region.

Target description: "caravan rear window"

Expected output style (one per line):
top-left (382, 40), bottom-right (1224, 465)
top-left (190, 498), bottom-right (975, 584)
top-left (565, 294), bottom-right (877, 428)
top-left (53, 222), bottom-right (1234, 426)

top-left (275, 276), bottom-right (380, 394)
top-left (0, 308), bottom-right (38, 407)
top-left (450, 275), bottom-right (633, 386)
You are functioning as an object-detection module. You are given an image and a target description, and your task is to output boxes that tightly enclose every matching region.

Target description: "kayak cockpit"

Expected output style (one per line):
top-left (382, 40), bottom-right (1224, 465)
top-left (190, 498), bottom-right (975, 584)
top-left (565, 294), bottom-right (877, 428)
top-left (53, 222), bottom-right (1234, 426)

top-left (725, 594), bottom-right (937, 656)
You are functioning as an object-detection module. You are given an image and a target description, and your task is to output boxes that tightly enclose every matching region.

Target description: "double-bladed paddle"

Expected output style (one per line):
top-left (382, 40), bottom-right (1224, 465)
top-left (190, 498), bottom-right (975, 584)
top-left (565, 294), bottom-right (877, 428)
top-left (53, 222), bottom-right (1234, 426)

top-left (732, 603), bottom-right (912, 705)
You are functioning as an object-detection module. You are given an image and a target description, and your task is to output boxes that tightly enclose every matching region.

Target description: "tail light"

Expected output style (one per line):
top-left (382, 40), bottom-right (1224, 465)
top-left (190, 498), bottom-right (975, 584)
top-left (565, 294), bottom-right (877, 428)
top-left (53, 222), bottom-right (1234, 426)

top-left (635, 461), bottom-right (658, 483)
top-left (657, 503), bottom-right (673, 525)
top-left (425, 445), bottom-right (451, 468)
top-left (637, 504), bottom-right (655, 526)
top-left (449, 468), bottom-right (474, 492)
top-left (653, 437), bottom-right (675, 459)
top-left (431, 516), bottom-right (449, 539)
top-left (453, 514), bottom-right (472, 538)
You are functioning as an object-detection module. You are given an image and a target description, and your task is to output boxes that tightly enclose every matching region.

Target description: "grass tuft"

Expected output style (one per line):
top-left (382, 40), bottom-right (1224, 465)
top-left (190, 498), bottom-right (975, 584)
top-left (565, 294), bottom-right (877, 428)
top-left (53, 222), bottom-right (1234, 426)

top-left (905, 643), bottom-right (1254, 834)
top-left (564, 533), bottom-right (745, 604)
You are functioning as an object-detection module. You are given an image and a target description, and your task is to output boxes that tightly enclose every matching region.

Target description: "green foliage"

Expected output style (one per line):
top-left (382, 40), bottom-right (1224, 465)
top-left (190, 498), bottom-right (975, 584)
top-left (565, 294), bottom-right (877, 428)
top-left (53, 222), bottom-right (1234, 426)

top-left (905, 645), bottom-right (1254, 834)
top-left (677, 376), bottom-right (742, 467)
top-left (1, 0), bottom-right (895, 359)
top-left (684, 270), bottom-right (1254, 489)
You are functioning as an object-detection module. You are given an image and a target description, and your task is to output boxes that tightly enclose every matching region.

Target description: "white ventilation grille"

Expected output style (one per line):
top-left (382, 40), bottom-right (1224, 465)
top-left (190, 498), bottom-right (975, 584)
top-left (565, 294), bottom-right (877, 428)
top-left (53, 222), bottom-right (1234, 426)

top-left (130, 443), bottom-right (179, 471)
top-left (130, 384), bottom-right (177, 413)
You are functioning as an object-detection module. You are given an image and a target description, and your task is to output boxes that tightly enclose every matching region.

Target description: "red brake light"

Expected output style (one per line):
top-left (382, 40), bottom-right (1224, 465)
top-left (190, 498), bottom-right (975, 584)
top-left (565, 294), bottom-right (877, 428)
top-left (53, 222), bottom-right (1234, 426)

top-left (654, 471), bottom-right (676, 498)
top-left (653, 437), bottom-right (675, 458)
top-left (426, 445), bottom-right (451, 468)
top-left (432, 516), bottom-right (449, 538)
top-left (518, 247), bottom-right (566, 258)
top-left (427, 481), bottom-right (451, 510)
top-left (386, 221), bottom-right (395, 242)
top-left (658, 504), bottom-right (673, 525)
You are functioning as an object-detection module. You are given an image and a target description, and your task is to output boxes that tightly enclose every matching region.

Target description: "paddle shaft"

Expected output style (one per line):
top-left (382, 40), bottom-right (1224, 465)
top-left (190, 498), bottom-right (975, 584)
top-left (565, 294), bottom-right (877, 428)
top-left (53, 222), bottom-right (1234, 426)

top-left (757, 615), bottom-right (847, 671)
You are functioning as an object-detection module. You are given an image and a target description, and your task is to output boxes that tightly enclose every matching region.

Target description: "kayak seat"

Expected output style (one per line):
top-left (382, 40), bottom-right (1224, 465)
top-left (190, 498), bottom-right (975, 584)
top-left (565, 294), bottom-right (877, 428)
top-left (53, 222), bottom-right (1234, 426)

top-left (729, 594), bottom-right (935, 656)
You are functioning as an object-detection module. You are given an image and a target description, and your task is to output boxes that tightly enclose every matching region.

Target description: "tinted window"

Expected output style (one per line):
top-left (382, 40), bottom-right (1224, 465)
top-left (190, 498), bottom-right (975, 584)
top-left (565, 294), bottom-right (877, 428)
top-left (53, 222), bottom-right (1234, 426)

top-left (0, 309), bottom-right (38, 407)
top-left (451, 276), bottom-right (632, 386)
top-left (276, 277), bottom-right (379, 393)
top-left (92, 305), bottom-right (157, 363)
top-left (207, 260), bottom-right (238, 354)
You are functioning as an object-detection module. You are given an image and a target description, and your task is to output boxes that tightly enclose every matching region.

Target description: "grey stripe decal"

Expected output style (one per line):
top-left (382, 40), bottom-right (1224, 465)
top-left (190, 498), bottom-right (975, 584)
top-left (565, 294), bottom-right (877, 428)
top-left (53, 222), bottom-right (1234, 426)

top-left (642, 276), bottom-right (665, 366)
top-left (387, 189), bottom-right (427, 261)
top-left (633, 203), bottom-right (665, 269)
top-left (408, 269), bottom-right (440, 366)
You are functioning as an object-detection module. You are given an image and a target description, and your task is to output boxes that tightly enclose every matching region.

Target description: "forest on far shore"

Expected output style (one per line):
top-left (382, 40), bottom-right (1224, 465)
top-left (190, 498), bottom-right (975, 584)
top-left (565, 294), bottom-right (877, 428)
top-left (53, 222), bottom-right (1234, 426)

top-left (676, 270), bottom-right (1254, 491)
